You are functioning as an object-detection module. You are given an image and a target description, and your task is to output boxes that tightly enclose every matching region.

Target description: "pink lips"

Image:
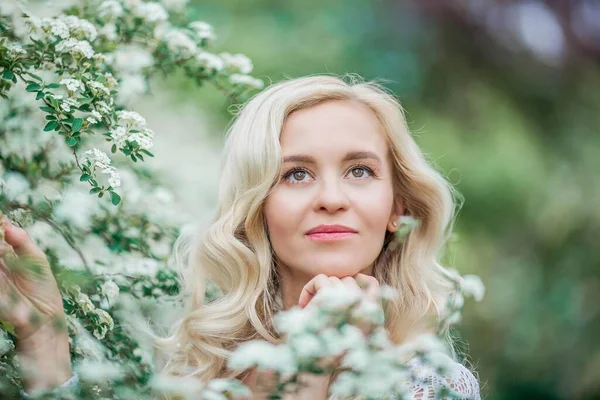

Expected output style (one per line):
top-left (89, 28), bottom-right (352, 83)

top-left (305, 224), bottom-right (357, 241)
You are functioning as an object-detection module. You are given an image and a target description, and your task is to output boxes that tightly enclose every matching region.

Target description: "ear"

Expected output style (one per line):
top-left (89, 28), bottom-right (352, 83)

top-left (387, 197), bottom-right (406, 233)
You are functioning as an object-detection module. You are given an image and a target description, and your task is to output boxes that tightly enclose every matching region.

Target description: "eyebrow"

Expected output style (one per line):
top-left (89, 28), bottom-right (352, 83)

top-left (283, 151), bottom-right (382, 164)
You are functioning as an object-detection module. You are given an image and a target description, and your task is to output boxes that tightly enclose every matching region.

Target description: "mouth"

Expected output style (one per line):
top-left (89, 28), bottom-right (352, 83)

top-left (305, 224), bottom-right (358, 241)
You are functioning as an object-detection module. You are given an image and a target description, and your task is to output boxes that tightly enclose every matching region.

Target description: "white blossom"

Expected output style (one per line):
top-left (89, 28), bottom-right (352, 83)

top-left (40, 18), bottom-right (70, 40)
top-left (228, 341), bottom-right (298, 376)
top-left (160, 0), bottom-right (189, 12)
top-left (112, 45), bottom-right (153, 73)
top-left (55, 38), bottom-right (95, 58)
top-left (54, 188), bottom-right (100, 231)
top-left (87, 81), bottom-right (111, 96)
top-left (220, 52), bottom-right (253, 74)
top-left (87, 110), bottom-right (102, 124)
top-left (311, 284), bottom-right (362, 312)
top-left (133, 2), bottom-right (168, 23)
top-left (62, 15), bottom-right (98, 41)
top-left (108, 173), bottom-right (121, 188)
top-left (188, 21), bottom-right (215, 40)
top-left (229, 73), bottom-right (264, 89)
top-left (104, 72), bottom-right (118, 88)
top-left (288, 333), bottom-right (323, 360)
top-left (163, 29), bottom-right (197, 58)
top-left (99, 22), bottom-right (118, 40)
top-left (84, 148), bottom-right (112, 170)
top-left (461, 274), bottom-right (485, 302)
top-left (60, 77), bottom-right (84, 92)
top-left (116, 110), bottom-right (146, 127)
top-left (0, 330), bottom-right (14, 357)
top-left (99, 0), bottom-right (124, 19)
top-left (6, 42), bottom-right (26, 56)
top-left (0, 171), bottom-right (30, 201)
top-left (75, 360), bottom-right (123, 381)
top-left (59, 97), bottom-right (78, 112)
top-left (76, 291), bottom-right (96, 314)
top-left (101, 280), bottom-right (120, 301)
top-left (196, 51), bottom-right (224, 72)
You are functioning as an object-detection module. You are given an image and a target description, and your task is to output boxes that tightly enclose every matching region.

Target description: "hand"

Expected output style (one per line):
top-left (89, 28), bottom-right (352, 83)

top-left (0, 216), bottom-right (66, 341)
top-left (298, 273), bottom-right (383, 372)
top-left (298, 272), bottom-right (381, 312)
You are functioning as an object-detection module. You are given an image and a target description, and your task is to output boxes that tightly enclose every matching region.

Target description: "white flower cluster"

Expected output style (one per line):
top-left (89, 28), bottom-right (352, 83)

top-left (61, 15), bottom-right (98, 41)
top-left (188, 21), bottom-right (215, 40)
top-left (110, 110), bottom-right (155, 150)
top-left (163, 28), bottom-right (197, 58)
top-left (60, 77), bottom-right (84, 92)
top-left (27, 15), bottom-right (98, 60)
top-left (220, 52), bottom-right (254, 74)
top-left (55, 38), bottom-right (95, 59)
top-left (131, 1), bottom-right (168, 23)
top-left (70, 285), bottom-right (116, 340)
top-left (98, 0), bottom-right (124, 20)
top-left (227, 284), bottom-right (469, 399)
top-left (84, 148), bottom-right (122, 188)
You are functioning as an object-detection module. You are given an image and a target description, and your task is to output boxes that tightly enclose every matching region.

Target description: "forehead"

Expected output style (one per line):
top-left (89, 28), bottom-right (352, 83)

top-left (280, 100), bottom-right (388, 157)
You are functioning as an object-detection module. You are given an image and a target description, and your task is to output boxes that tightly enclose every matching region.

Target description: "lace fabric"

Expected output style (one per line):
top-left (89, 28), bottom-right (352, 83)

top-left (405, 356), bottom-right (481, 400)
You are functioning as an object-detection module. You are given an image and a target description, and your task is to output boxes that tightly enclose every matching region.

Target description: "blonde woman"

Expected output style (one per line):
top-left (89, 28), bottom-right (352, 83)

top-left (0, 75), bottom-right (481, 399)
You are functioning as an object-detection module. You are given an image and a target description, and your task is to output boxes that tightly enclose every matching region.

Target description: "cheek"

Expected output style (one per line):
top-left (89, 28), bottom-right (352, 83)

top-left (352, 184), bottom-right (395, 230)
top-left (264, 189), bottom-right (302, 241)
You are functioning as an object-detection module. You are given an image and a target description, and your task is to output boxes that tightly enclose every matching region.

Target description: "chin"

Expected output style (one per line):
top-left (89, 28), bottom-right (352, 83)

top-left (302, 256), bottom-right (369, 278)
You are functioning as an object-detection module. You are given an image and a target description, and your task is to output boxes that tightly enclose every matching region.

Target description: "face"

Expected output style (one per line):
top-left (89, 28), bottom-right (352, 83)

top-left (264, 100), bottom-right (403, 280)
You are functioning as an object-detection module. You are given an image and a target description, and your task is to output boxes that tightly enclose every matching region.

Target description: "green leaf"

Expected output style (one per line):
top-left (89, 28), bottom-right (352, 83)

top-left (71, 118), bottom-right (83, 132)
top-left (26, 83), bottom-right (42, 92)
top-left (110, 191), bottom-right (121, 206)
top-left (2, 70), bottom-right (14, 80)
top-left (67, 137), bottom-right (78, 147)
top-left (46, 83), bottom-right (60, 89)
top-left (89, 187), bottom-right (102, 195)
top-left (98, 192), bottom-right (104, 198)
top-left (78, 97), bottom-right (93, 104)
top-left (40, 106), bottom-right (55, 113)
top-left (131, 154), bottom-right (137, 162)
top-left (80, 174), bottom-right (91, 182)
top-left (36, 91), bottom-right (45, 100)
top-left (27, 72), bottom-right (43, 81)
top-left (45, 114), bottom-right (56, 120)
top-left (111, 144), bottom-right (117, 153)
top-left (44, 121), bottom-right (58, 131)
top-left (140, 149), bottom-right (155, 157)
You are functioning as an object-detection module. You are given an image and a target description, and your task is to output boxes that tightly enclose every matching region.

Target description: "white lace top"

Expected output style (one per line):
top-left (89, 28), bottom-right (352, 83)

top-left (404, 357), bottom-right (481, 400)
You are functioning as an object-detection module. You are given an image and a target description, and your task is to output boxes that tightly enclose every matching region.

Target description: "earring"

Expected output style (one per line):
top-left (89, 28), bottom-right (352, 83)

top-left (392, 221), bottom-right (398, 227)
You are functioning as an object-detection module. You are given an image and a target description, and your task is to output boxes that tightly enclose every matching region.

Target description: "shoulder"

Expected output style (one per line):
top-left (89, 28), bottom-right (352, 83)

top-left (405, 354), bottom-right (481, 400)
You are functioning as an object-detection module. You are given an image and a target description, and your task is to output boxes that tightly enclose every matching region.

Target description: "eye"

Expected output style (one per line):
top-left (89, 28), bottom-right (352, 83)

top-left (283, 167), bottom-right (312, 183)
top-left (346, 165), bottom-right (374, 179)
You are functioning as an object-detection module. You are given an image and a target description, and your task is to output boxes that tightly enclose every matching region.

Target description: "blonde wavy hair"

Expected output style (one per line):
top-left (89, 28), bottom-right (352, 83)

top-left (154, 74), bottom-right (462, 388)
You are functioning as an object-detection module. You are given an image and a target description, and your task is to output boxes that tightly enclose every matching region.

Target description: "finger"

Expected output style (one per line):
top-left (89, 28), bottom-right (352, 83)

top-left (298, 274), bottom-right (330, 308)
top-left (353, 273), bottom-right (380, 300)
top-left (1, 219), bottom-right (45, 261)
top-left (327, 276), bottom-right (344, 288)
top-left (340, 276), bottom-right (361, 291)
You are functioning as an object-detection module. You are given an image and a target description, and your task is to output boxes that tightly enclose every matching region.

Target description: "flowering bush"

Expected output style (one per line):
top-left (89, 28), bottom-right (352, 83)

top-left (0, 1), bottom-right (484, 399)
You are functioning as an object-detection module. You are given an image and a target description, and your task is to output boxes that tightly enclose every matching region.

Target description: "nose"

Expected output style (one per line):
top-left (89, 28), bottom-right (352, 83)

top-left (312, 175), bottom-right (350, 213)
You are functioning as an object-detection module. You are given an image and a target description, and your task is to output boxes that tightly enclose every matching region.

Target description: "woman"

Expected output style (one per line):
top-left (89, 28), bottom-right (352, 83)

top-left (0, 75), bottom-right (480, 399)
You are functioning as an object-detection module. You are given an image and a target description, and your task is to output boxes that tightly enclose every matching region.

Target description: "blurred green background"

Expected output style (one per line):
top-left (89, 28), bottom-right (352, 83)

top-left (146, 1), bottom-right (600, 399)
